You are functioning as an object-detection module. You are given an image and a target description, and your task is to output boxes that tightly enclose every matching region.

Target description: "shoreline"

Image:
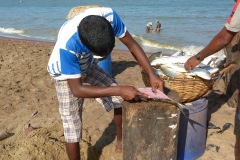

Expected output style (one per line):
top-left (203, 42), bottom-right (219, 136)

top-left (0, 36), bottom-right (157, 56)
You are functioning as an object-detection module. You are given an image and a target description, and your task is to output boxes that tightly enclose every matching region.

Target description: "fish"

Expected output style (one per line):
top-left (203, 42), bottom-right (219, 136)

top-left (0, 130), bottom-right (8, 141)
top-left (138, 89), bottom-right (188, 117)
top-left (190, 67), bottom-right (211, 80)
top-left (208, 68), bottom-right (219, 76)
top-left (159, 64), bottom-right (186, 78)
top-left (198, 65), bottom-right (219, 76)
top-left (151, 56), bottom-right (192, 66)
top-left (148, 51), bottom-right (163, 62)
top-left (150, 53), bottom-right (223, 80)
top-left (164, 63), bottom-right (187, 73)
top-left (201, 56), bottom-right (214, 66)
top-left (158, 63), bottom-right (212, 79)
top-left (171, 50), bottom-right (185, 56)
top-left (138, 87), bottom-right (171, 100)
top-left (159, 99), bottom-right (187, 117)
top-left (154, 68), bottom-right (166, 77)
top-left (213, 55), bottom-right (226, 68)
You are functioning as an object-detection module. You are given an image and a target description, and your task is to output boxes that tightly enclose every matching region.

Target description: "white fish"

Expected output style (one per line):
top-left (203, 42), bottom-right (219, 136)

top-left (213, 55), bottom-right (226, 68)
top-left (159, 64), bottom-right (186, 78)
top-left (158, 63), bottom-right (195, 78)
top-left (0, 131), bottom-right (8, 141)
top-left (165, 63), bottom-right (187, 73)
top-left (201, 56), bottom-right (214, 66)
top-left (199, 65), bottom-right (219, 76)
top-left (151, 56), bottom-right (192, 66)
top-left (182, 50), bottom-right (193, 56)
top-left (149, 53), bottom-right (222, 80)
top-left (155, 63), bottom-right (212, 80)
top-left (154, 69), bottom-right (166, 77)
top-left (171, 50), bottom-right (184, 56)
top-left (162, 64), bottom-right (212, 80)
top-left (200, 55), bottom-right (224, 67)
top-left (191, 67), bottom-right (211, 80)
top-left (208, 68), bottom-right (219, 76)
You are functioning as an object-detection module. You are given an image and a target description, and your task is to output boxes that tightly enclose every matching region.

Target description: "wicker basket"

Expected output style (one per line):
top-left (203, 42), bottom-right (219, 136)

top-left (141, 69), bottom-right (214, 103)
top-left (141, 52), bottom-right (235, 103)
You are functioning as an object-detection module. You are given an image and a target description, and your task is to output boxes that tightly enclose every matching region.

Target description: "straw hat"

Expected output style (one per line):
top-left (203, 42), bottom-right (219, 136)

top-left (149, 22), bottom-right (153, 25)
top-left (156, 20), bottom-right (159, 23)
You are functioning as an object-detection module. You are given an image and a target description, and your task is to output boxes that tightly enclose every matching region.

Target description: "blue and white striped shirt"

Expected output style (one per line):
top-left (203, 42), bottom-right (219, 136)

top-left (47, 7), bottom-right (126, 80)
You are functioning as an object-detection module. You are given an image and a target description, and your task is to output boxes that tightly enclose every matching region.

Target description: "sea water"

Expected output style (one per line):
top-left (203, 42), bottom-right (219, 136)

top-left (0, 0), bottom-right (235, 55)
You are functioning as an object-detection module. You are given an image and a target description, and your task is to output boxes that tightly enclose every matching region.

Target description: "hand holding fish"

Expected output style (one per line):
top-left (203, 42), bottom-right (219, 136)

top-left (149, 74), bottom-right (165, 93)
top-left (184, 55), bottom-right (202, 71)
top-left (120, 86), bottom-right (150, 101)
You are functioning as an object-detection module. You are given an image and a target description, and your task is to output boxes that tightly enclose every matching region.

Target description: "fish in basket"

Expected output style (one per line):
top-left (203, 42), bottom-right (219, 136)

top-left (141, 51), bottom-right (236, 103)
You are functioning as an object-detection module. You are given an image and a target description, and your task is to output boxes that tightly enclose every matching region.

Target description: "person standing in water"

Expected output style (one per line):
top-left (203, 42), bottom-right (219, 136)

top-left (156, 20), bottom-right (161, 32)
top-left (146, 22), bottom-right (153, 32)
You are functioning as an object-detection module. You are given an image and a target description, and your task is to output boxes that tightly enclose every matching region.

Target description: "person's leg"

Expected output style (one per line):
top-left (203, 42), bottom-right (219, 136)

top-left (55, 80), bottom-right (83, 160)
top-left (238, 136), bottom-right (240, 160)
top-left (62, 107), bottom-right (83, 160)
top-left (236, 109), bottom-right (240, 159)
top-left (114, 107), bottom-right (122, 153)
top-left (82, 60), bottom-right (124, 152)
top-left (66, 142), bottom-right (80, 160)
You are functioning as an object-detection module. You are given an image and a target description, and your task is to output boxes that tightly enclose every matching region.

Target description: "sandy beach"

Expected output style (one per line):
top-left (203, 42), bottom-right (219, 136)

top-left (0, 36), bottom-right (238, 160)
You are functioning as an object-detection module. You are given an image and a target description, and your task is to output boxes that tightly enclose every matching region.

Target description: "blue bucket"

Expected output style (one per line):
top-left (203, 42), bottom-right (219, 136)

top-left (177, 98), bottom-right (208, 160)
top-left (96, 54), bottom-right (112, 75)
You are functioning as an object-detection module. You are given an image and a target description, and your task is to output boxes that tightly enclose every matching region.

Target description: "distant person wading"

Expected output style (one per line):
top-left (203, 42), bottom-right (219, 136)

top-left (146, 22), bottom-right (153, 33)
top-left (156, 20), bottom-right (161, 32)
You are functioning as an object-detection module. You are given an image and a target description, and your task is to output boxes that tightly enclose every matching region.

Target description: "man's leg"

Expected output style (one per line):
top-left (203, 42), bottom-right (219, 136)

top-left (54, 80), bottom-right (83, 160)
top-left (83, 60), bottom-right (123, 152)
top-left (238, 136), bottom-right (240, 160)
top-left (114, 107), bottom-right (122, 153)
top-left (66, 142), bottom-right (80, 160)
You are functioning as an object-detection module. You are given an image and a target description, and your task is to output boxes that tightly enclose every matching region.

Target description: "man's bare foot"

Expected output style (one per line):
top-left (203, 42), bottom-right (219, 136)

top-left (115, 141), bottom-right (122, 153)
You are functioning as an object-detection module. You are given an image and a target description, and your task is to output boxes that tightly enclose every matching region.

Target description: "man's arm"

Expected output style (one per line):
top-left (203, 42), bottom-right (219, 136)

top-left (198, 27), bottom-right (236, 59)
top-left (67, 78), bottom-right (149, 101)
top-left (119, 31), bottom-right (164, 92)
top-left (184, 27), bottom-right (237, 71)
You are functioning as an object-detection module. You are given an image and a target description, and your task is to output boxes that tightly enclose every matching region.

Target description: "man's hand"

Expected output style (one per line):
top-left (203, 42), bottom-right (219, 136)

top-left (119, 86), bottom-right (150, 101)
top-left (184, 55), bottom-right (201, 71)
top-left (149, 75), bottom-right (165, 93)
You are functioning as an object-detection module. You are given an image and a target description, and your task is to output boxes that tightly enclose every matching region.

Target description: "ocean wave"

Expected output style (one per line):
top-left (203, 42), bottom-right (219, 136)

top-left (0, 27), bottom-right (57, 42)
top-left (181, 45), bottom-right (225, 56)
top-left (114, 33), bottom-right (210, 55)
top-left (121, 34), bottom-right (225, 56)
top-left (0, 27), bottom-right (24, 35)
top-left (20, 34), bottom-right (56, 42)
top-left (131, 34), bottom-right (183, 50)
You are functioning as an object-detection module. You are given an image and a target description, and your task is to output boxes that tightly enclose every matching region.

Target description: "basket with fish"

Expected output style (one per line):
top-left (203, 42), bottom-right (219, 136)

top-left (141, 51), bottom-right (235, 103)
